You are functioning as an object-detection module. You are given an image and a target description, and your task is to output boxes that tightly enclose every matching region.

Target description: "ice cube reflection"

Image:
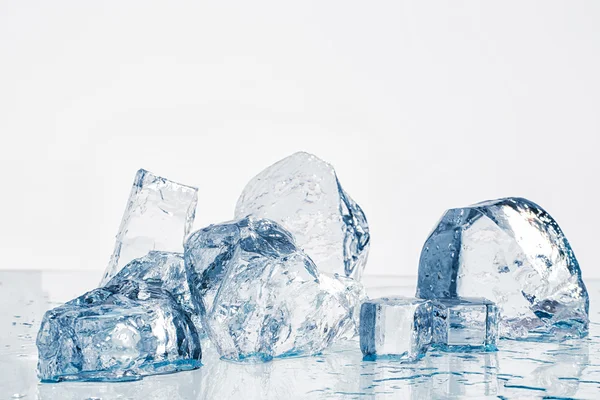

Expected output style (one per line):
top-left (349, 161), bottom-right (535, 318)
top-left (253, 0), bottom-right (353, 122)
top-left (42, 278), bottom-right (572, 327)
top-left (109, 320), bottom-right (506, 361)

top-left (2, 271), bottom-right (599, 400)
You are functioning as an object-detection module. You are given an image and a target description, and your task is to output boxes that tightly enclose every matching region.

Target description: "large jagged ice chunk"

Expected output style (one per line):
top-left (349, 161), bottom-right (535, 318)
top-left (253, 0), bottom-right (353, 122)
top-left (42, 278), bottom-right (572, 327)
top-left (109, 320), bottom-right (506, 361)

top-left (234, 152), bottom-right (370, 280)
top-left (184, 217), bottom-right (296, 313)
top-left (105, 251), bottom-right (201, 331)
top-left (432, 298), bottom-right (498, 351)
top-left (360, 297), bottom-right (432, 362)
top-left (101, 169), bottom-right (198, 285)
top-left (36, 281), bottom-right (201, 382)
top-left (417, 197), bottom-right (588, 340)
top-left (196, 216), bottom-right (365, 362)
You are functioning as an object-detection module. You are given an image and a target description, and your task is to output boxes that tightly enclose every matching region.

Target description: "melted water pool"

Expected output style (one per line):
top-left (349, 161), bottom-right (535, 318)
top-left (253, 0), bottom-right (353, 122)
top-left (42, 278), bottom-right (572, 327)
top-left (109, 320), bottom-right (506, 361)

top-left (2, 271), bottom-right (599, 399)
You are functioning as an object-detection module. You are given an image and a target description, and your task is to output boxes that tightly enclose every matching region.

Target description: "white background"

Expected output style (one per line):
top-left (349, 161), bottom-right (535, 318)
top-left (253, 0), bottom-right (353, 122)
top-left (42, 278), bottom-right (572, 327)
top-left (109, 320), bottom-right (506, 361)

top-left (1, 1), bottom-right (599, 279)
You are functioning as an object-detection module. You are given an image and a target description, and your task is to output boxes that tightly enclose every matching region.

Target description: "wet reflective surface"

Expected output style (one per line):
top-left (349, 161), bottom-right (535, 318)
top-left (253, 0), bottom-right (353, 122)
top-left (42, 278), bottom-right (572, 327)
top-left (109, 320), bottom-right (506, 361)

top-left (2, 271), bottom-right (599, 399)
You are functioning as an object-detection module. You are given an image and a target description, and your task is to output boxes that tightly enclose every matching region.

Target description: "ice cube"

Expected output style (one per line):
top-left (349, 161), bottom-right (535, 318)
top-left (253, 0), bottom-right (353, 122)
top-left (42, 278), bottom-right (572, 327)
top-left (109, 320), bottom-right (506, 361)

top-left (36, 280), bottom-right (201, 382)
top-left (184, 217), bottom-right (297, 313)
top-left (417, 197), bottom-right (588, 340)
top-left (193, 216), bottom-right (365, 362)
top-left (360, 297), bottom-right (432, 361)
top-left (235, 152), bottom-right (370, 279)
top-left (101, 169), bottom-right (198, 285)
top-left (104, 251), bottom-right (201, 332)
top-left (431, 297), bottom-right (498, 351)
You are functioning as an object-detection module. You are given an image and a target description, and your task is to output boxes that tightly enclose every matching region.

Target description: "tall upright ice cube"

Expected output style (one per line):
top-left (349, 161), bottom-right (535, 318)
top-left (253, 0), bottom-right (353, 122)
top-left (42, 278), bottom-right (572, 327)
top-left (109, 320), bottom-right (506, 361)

top-left (360, 297), bottom-right (432, 362)
top-left (432, 298), bottom-right (498, 351)
top-left (235, 152), bottom-right (370, 280)
top-left (101, 169), bottom-right (198, 285)
top-left (417, 197), bottom-right (588, 340)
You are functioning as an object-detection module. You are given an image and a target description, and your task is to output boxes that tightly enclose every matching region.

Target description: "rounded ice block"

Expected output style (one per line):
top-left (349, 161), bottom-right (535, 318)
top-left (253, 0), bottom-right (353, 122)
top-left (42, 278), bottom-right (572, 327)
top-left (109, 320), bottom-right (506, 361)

top-left (359, 297), bottom-right (432, 362)
top-left (417, 197), bottom-right (588, 341)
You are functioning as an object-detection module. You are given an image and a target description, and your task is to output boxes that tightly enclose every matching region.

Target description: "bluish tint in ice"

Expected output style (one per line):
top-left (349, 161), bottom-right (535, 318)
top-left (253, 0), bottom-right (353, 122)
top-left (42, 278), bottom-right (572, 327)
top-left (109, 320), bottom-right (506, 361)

top-left (101, 169), bottom-right (198, 285)
top-left (189, 216), bottom-right (365, 362)
top-left (184, 217), bottom-right (295, 313)
top-left (360, 297), bottom-right (432, 362)
top-left (7, 271), bottom-right (600, 398)
top-left (36, 280), bottom-right (201, 382)
top-left (432, 297), bottom-right (499, 352)
top-left (105, 251), bottom-right (201, 331)
top-left (417, 197), bottom-right (588, 340)
top-left (234, 152), bottom-right (370, 280)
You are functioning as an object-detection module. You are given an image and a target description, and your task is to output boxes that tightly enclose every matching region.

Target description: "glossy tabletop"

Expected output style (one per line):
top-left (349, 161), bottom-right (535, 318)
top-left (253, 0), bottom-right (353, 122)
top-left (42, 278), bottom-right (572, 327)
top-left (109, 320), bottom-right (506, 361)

top-left (1, 271), bottom-right (599, 399)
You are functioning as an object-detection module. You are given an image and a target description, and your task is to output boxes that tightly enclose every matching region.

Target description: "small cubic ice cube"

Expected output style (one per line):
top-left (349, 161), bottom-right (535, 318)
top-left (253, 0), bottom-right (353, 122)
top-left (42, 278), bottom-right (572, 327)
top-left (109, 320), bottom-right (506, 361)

top-left (101, 169), bottom-right (198, 285)
top-left (360, 297), bottom-right (432, 362)
top-left (432, 298), bottom-right (499, 351)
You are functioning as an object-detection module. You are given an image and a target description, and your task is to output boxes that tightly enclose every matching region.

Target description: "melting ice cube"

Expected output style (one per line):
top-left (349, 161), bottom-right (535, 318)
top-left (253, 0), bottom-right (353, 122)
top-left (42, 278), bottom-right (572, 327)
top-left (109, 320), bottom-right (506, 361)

top-left (36, 280), bottom-right (201, 382)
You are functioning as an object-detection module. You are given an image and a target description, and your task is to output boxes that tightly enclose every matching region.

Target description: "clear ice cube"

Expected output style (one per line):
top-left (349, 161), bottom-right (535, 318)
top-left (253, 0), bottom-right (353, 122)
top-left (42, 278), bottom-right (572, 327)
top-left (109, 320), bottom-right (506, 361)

top-left (360, 297), bottom-right (432, 362)
top-left (101, 169), bottom-right (198, 285)
top-left (417, 197), bottom-right (588, 340)
top-left (184, 217), bottom-right (297, 313)
top-left (36, 280), bottom-right (201, 382)
top-left (234, 152), bottom-right (370, 280)
top-left (194, 216), bottom-right (365, 362)
top-left (104, 251), bottom-right (201, 332)
top-left (432, 298), bottom-right (498, 351)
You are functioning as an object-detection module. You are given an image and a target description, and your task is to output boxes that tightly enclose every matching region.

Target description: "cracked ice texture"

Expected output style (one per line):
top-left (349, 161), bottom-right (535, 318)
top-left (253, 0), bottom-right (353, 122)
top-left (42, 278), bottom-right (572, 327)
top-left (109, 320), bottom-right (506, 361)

top-left (101, 169), bottom-right (198, 285)
top-left (36, 280), bottom-right (201, 382)
top-left (184, 217), bottom-right (289, 313)
top-left (105, 251), bottom-right (201, 332)
top-left (234, 152), bottom-right (370, 280)
top-left (191, 216), bottom-right (365, 362)
top-left (417, 197), bottom-right (588, 340)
